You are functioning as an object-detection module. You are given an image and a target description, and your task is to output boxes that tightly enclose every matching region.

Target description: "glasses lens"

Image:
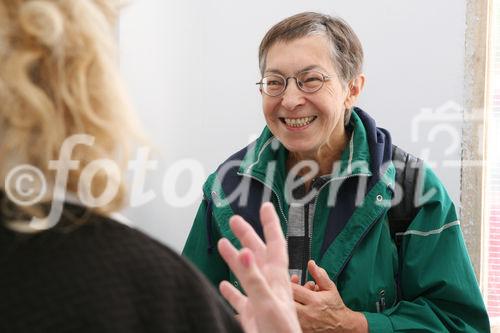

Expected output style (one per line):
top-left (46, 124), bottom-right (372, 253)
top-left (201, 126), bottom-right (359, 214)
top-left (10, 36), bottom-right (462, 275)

top-left (262, 75), bottom-right (285, 96)
top-left (298, 71), bottom-right (324, 92)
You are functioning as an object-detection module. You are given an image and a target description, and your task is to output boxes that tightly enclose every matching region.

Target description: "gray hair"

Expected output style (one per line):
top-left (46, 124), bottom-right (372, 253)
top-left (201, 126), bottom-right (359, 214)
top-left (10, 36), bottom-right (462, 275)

top-left (258, 12), bottom-right (364, 86)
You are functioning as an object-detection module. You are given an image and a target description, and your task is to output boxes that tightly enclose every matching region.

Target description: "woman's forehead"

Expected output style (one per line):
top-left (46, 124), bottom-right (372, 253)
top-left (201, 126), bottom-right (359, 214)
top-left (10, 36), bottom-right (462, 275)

top-left (264, 35), bottom-right (336, 74)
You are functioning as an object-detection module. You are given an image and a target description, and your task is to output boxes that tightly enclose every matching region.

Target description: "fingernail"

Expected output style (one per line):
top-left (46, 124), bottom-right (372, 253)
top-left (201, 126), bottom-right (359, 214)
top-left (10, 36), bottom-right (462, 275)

top-left (240, 251), bottom-right (252, 268)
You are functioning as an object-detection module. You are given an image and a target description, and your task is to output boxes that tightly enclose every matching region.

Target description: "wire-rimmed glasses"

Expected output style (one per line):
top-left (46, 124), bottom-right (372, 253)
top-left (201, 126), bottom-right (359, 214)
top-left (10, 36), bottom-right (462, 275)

top-left (256, 70), bottom-right (331, 97)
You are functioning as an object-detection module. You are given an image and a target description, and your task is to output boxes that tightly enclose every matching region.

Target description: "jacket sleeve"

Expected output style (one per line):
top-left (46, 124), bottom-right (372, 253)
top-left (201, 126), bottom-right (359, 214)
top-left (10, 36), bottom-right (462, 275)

top-left (364, 167), bottom-right (490, 332)
top-left (182, 198), bottom-right (230, 288)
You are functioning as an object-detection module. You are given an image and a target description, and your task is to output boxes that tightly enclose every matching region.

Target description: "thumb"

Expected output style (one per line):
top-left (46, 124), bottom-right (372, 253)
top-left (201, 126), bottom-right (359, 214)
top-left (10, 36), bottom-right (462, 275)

top-left (308, 260), bottom-right (335, 291)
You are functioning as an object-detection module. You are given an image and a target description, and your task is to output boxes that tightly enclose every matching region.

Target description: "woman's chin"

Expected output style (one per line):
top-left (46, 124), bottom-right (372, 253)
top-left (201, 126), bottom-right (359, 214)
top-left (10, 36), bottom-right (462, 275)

top-left (282, 141), bottom-right (318, 158)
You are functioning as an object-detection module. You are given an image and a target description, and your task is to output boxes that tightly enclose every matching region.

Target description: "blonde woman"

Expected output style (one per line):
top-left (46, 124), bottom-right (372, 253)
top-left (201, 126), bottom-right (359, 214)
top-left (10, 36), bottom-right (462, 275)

top-left (0, 1), bottom-right (300, 332)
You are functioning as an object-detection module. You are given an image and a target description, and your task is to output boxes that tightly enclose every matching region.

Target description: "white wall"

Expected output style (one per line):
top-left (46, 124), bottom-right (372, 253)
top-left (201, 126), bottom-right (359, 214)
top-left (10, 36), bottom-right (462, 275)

top-left (119, 0), bottom-right (466, 251)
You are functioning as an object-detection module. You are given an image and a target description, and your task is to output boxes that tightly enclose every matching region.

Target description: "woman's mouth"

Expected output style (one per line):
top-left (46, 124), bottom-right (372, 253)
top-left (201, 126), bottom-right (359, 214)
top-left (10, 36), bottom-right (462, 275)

top-left (280, 116), bottom-right (317, 128)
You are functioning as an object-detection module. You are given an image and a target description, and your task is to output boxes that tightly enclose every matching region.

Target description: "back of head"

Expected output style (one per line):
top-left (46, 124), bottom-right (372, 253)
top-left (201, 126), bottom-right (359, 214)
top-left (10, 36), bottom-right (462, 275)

top-left (0, 0), bottom-right (138, 225)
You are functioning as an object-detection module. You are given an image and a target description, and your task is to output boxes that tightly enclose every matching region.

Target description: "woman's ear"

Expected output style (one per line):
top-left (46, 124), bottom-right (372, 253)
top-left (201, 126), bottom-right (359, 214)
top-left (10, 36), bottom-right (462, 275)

top-left (344, 74), bottom-right (366, 110)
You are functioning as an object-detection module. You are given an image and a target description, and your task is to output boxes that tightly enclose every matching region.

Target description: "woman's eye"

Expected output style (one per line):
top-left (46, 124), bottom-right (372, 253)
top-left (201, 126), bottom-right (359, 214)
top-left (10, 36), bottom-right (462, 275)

top-left (303, 76), bottom-right (322, 83)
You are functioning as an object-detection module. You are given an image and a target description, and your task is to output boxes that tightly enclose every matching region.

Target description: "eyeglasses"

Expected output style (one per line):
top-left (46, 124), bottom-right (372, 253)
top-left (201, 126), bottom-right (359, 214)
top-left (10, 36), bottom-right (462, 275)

top-left (256, 70), bottom-right (331, 97)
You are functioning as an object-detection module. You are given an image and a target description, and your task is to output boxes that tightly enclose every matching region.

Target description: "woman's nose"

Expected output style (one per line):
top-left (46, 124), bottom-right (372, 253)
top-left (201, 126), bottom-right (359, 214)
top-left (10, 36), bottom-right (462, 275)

top-left (280, 79), bottom-right (305, 110)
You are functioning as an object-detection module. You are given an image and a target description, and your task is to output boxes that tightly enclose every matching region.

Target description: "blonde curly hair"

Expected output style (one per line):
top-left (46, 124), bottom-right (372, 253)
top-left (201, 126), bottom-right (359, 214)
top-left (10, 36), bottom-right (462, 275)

top-left (0, 0), bottom-right (140, 222)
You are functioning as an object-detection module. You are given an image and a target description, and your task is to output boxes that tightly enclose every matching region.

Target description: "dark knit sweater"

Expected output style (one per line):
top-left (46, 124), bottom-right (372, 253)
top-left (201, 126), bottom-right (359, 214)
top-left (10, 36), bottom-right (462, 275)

top-left (0, 202), bottom-right (242, 333)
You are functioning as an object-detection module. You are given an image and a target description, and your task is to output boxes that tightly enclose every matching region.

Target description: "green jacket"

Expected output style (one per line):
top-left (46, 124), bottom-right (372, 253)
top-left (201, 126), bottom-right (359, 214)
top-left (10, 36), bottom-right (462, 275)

top-left (183, 108), bottom-right (489, 332)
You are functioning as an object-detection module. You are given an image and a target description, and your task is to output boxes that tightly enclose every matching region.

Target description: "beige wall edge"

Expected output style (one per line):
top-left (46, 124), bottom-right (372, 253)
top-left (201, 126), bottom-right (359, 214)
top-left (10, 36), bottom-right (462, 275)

top-left (461, 0), bottom-right (489, 280)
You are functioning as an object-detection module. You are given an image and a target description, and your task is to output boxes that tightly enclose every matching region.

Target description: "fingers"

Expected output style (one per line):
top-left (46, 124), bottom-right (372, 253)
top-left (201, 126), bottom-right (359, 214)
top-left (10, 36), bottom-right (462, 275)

top-left (291, 282), bottom-right (316, 304)
top-left (259, 202), bottom-right (287, 263)
top-left (219, 280), bottom-right (247, 314)
top-left (304, 281), bottom-right (316, 291)
top-left (235, 248), bottom-right (275, 301)
top-left (229, 215), bottom-right (266, 259)
top-left (308, 260), bottom-right (335, 291)
top-left (218, 239), bottom-right (274, 302)
top-left (291, 274), bottom-right (315, 290)
top-left (226, 203), bottom-right (286, 268)
top-left (218, 238), bottom-right (240, 271)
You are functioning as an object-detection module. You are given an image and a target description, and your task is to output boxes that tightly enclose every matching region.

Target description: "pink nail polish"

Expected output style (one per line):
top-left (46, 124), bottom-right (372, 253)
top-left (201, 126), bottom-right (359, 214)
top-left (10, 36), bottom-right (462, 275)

top-left (240, 251), bottom-right (252, 268)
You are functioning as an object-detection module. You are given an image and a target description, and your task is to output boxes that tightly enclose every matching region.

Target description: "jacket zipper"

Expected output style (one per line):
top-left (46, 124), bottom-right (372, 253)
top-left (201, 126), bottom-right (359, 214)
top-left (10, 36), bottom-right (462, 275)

top-left (376, 289), bottom-right (386, 312)
top-left (302, 174), bottom-right (370, 284)
top-left (303, 177), bottom-right (324, 284)
top-left (237, 172), bottom-right (288, 224)
top-left (302, 202), bottom-right (310, 285)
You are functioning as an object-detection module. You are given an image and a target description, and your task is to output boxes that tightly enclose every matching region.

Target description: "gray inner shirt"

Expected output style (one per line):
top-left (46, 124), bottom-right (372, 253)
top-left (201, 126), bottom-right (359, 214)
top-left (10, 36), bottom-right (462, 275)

top-left (286, 175), bottom-right (330, 285)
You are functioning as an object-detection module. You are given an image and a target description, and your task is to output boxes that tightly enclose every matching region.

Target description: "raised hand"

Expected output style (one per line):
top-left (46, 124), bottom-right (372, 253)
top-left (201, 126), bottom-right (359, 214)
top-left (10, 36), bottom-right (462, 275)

top-left (218, 202), bottom-right (301, 333)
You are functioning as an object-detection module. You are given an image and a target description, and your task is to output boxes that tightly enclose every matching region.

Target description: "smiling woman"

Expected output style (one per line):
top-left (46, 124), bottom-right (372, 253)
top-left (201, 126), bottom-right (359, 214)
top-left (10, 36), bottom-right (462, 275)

top-left (183, 11), bottom-right (491, 333)
top-left (260, 34), bottom-right (363, 174)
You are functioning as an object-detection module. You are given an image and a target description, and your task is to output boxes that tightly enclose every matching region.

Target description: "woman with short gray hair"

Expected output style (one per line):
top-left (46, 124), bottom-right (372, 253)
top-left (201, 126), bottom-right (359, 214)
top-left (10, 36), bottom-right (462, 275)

top-left (184, 11), bottom-right (489, 333)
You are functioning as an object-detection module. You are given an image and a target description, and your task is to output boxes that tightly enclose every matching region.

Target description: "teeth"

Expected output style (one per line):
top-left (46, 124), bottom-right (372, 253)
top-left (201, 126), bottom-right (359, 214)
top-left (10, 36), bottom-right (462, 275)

top-left (284, 116), bottom-right (316, 127)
